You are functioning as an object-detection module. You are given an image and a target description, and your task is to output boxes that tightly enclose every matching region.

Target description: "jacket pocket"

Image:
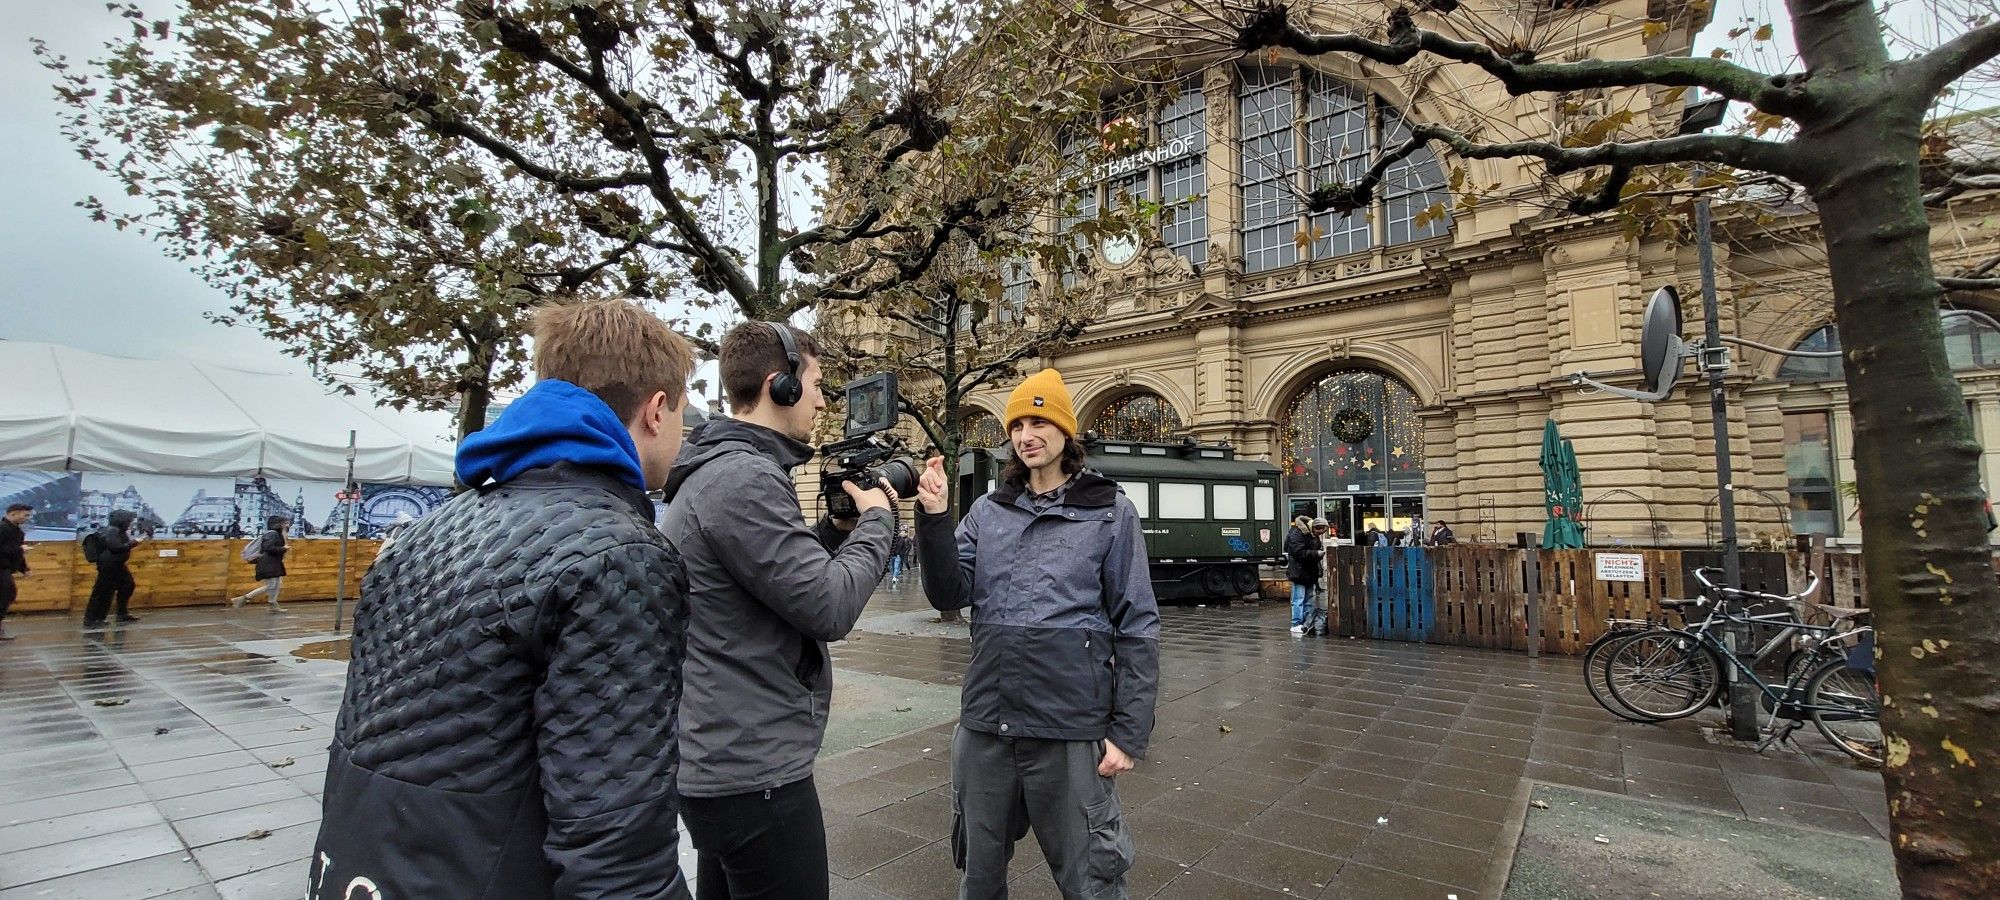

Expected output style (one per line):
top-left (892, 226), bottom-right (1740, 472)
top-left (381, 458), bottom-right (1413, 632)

top-left (950, 786), bottom-right (967, 870)
top-left (1084, 790), bottom-right (1134, 883)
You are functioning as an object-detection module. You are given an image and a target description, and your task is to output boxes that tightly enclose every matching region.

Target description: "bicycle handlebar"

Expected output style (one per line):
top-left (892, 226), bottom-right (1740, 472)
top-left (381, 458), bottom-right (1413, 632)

top-left (1690, 567), bottom-right (1821, 605)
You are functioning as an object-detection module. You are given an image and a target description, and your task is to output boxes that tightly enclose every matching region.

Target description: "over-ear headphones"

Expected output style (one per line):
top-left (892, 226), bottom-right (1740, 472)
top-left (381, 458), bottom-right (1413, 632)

top-left (765, 322), bottom-right (803, 407)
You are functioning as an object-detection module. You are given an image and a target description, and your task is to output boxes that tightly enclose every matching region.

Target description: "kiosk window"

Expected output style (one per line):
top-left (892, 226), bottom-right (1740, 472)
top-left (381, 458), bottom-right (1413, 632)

top-left (1158, 483), bottom-right (1207, 519)
top-left (1213, 484), bottom-right (1248, 520)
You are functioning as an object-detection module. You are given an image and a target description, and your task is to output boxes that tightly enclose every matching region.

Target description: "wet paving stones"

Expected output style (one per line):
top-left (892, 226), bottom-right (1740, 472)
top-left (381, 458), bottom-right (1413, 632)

top-left (0, 584), bottom-right (1892, 899)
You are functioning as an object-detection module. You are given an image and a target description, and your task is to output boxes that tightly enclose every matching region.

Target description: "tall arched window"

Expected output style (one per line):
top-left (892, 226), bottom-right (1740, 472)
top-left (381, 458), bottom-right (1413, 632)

top-left (961, 411), bottom-right (1006, 449)
top-left (1238, 67), bottom-right (1450, 274)
top-left (1779, 314), bottom-right (2000, 382)
top-left (1090, 392), bottom-right (1184, 442)
top-left (1280, 370), bottom-right (1427, 538)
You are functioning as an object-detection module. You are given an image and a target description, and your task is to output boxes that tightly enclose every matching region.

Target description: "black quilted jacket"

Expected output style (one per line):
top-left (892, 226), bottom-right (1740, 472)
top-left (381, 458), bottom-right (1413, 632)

top-left (311, 463), bottom-right (692, 900)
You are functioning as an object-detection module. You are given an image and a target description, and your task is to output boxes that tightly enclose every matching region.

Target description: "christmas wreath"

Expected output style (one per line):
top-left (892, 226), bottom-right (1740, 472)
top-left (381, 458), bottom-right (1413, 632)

top-left (1329, 406), bottom-right (1374, 444)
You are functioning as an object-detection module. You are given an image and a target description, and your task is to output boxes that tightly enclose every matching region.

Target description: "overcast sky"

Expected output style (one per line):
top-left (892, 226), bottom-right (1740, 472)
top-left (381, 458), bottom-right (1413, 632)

top-left (0, 2), bottom-right (1947, 400)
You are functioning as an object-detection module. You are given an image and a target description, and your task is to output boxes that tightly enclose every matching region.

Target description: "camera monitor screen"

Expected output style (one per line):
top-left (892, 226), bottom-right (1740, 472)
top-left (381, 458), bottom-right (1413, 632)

top-left (843, 372), bottom-right (899, 439)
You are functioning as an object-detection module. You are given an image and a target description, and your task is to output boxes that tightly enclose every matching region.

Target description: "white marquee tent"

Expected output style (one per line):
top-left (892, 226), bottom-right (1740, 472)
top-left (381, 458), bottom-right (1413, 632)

top-left (0, 341), bottom-right (456, 484)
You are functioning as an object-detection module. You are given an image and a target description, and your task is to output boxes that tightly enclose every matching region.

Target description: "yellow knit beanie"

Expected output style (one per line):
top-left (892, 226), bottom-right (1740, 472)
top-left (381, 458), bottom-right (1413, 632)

top-left (1004, 368), bottom-right (1077, 438)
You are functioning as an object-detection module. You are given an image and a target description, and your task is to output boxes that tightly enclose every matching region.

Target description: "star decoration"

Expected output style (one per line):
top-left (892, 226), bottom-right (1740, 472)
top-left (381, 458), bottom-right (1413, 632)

top-left (1391, 446), bottom-right (1404, 457)
top-left (1360, 458), bottom-right (1375, 470)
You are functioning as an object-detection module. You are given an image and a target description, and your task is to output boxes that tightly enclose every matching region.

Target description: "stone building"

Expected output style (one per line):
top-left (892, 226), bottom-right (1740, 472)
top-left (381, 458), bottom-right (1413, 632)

top-left (874, 2), bottom-right (2000, 547)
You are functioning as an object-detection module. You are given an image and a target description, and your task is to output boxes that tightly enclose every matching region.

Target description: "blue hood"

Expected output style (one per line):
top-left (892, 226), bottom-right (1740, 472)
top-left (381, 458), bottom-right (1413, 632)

top-left (455, 380), bottom-right (645, 491)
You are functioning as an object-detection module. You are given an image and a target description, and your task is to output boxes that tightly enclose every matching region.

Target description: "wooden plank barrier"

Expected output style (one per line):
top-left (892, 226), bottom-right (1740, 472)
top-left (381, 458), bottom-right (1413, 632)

top-left (1328, 547), bottom-right (1370, 637)
top-left (8, 539), bottom-right (379, 614)
top-left (1326, 546), bottom-right (1911, 656)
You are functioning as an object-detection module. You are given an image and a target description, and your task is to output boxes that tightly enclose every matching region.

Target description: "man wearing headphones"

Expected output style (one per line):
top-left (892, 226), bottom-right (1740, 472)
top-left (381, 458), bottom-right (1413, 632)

top-left (661, 321), bottom-right (896, 900)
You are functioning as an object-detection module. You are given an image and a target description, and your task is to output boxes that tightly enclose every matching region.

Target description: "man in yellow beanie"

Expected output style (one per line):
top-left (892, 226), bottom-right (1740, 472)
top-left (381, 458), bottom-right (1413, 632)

top-left (913, 367), bottom-right (1159, 900)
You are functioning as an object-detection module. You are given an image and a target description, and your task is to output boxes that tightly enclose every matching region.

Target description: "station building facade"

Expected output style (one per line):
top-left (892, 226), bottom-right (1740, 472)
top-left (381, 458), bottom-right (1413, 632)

top-left (923, 3), bottom-right (2000, 547)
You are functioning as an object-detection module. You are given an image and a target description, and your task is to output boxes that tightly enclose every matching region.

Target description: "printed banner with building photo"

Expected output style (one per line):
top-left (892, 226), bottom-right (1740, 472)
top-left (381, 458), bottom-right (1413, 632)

top-left (0, 469), bottom-right (450, 541)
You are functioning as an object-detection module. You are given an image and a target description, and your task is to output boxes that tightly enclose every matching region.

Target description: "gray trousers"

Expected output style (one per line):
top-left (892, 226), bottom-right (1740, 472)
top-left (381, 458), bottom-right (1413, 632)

top-left (950, 726), bottom-right (1134, 900)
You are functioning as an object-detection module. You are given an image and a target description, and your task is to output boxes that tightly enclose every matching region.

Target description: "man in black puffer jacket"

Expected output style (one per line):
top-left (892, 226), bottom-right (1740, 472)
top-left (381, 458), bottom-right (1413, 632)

top-left (311, 300), bottom-right (698, 900)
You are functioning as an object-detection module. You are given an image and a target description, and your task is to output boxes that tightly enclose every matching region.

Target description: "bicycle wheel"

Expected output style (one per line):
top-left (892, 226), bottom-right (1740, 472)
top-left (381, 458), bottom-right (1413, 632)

top-left (1602, 630), bottom-right (1724, 720)
top-left (1804, 658), bottom-right (1883, 766)
top-left (1584, 626), bottom-right (1670, 722)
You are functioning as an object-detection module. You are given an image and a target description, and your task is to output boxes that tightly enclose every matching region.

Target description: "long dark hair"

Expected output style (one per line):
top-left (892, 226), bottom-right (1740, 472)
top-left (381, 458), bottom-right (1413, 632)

top-left (1001, 439), bottom-right (1088, 489)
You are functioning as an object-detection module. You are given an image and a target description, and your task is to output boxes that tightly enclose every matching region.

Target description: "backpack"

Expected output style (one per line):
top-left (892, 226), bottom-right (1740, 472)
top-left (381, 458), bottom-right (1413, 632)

top-left (1303, 604), bottom-right (1329, 637)
top-left (81, 531), bottom-right (104, 564)
top-left (240, 535), bottom-right (264, 563)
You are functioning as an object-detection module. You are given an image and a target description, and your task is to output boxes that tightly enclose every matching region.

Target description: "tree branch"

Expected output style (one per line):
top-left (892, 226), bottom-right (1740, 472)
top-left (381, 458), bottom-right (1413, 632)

top-left (1251, 4), bottom-right (1809, 116)
top-left (1912, 19), bottom-right (2000, 97)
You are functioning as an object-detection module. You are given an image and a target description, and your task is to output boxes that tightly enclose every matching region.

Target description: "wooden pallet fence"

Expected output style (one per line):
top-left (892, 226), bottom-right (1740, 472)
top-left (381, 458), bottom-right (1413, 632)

top-left (1432, 546), bottom-right (1520, 650)
top-left (1322, 545), bottom-right (1904, 656)
top-left (1328, 547), bottom-right (1371, 638)
top-left (1367, 548), bottom-right (1433, 642)
top-left (9, 539), bottom-right (379, 613)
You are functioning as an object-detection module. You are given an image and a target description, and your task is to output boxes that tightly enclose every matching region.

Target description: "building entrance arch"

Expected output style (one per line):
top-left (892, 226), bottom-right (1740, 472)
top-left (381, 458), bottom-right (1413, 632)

top-left (1279, 368), bottom-right (1427, 544)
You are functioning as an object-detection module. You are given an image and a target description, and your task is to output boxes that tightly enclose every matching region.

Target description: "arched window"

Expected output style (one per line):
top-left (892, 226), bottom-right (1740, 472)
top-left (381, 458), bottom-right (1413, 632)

top-left (1090, 392), bottom-right (1184, 442)
top-left (1779, 314), bottom-right (2000, 382)
top-left (1280, 370), bottom-right (1426, 497)
top-left (1778, 325), bottom-right (1842, 381)
top-left (1238, 67), bottom-right (1449, 274)
top-left (961, 411), bottom-right (1005, 449)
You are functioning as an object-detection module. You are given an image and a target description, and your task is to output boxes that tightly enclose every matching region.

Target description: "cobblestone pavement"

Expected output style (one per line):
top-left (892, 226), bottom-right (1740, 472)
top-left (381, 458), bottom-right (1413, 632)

top-left (0, 582), bottom-right (1891, 899)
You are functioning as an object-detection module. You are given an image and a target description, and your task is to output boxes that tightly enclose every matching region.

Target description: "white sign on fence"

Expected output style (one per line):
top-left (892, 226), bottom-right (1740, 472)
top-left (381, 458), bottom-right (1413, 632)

top-left (1594, 552), bottom-right (1644, 582)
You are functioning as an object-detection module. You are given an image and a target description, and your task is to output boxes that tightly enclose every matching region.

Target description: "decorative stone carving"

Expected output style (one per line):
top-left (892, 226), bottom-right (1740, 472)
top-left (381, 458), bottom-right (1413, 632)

top-left (1386, 249), bottom-right (1419, 269)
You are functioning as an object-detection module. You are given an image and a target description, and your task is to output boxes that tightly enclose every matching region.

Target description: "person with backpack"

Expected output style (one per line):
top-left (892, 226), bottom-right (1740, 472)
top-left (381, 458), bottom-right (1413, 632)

top-left (81, 509), bottom-right (140, 627)
top-left (228, 515), bottom-right (290, 611)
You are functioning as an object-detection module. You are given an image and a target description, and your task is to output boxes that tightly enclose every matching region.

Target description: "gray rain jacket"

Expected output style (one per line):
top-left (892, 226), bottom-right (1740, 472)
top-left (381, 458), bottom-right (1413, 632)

top-left (660, 418), bottom-right (893, 798)
top-left (915, 471), bottom-right (1161, 757)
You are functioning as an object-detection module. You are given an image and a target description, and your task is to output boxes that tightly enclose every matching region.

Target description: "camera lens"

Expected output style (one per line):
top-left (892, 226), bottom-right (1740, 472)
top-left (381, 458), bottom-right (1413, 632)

top-left (870, 458), bottom-right (918, 498)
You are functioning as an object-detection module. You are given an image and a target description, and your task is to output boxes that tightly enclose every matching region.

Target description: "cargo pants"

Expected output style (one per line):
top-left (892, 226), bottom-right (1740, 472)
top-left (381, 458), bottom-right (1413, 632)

top-left (950, 725), bottom-right (1134, 900)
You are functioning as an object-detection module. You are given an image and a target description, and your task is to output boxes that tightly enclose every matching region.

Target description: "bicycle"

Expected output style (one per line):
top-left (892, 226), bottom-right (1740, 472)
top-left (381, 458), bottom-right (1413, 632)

top-left (1584, 570), bottom-right (1834, 722)
top-left (1597, 571), bottom-right (1880, 764)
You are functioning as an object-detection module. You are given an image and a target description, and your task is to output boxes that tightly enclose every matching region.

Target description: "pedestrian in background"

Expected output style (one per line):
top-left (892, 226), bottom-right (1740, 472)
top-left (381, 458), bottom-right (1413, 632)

top-left (82, 509), bottom-right (139, 627)
top-left (1430, 520), bottom-right (1456, 545)
top-left (0, 503), bottom-right (30, 640)
top-left (1284, 515), bottom-right (1320, 635)
top-left (228, 515), bottom-right (290, 611)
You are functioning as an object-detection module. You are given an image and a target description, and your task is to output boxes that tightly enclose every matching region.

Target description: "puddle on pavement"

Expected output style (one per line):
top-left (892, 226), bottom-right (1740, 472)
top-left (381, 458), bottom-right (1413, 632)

top-left (293, 638), bottom-right (352, 662)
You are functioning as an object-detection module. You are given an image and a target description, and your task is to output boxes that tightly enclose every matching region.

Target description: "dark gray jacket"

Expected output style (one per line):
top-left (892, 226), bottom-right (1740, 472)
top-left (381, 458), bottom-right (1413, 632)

top-left (660, 419), bottom-right (893, 798)
top-left (253, 530), bottom-right (287, 580)
top-left (94, 511), bottom-right (136, 568)
top-left (916, 471), bottom-right (1160, 757)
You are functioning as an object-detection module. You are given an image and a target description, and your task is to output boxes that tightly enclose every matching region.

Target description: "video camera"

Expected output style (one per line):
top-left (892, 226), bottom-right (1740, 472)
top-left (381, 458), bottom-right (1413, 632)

top-left (821, 373), bottom-right (919, 519)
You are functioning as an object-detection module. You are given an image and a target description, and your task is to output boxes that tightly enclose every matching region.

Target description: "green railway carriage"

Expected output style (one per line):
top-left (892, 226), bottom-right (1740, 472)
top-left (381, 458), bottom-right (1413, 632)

top-left (956, 437), bottom-right (1284, 601)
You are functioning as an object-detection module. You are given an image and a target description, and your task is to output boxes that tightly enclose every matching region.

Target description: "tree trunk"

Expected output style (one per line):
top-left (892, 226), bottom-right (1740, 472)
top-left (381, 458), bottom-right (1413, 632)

top-left (455, 338), bottom-right (499, 442)
top-left (1807, 108), bottom-right (2000, 896)
top-left (936, 393), bottom-right (964, 624)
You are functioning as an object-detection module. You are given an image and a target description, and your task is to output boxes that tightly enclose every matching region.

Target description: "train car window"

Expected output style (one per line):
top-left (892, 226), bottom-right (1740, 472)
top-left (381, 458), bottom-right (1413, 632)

top-left (1158, 482), bottom-right (1207, 519)
top-left (1254, 486), bottom-right (1276, 521)
top-left (1213, 484), bottom-right (1248, 519)
top-left (1119, 481), bottom-right (1152, 517)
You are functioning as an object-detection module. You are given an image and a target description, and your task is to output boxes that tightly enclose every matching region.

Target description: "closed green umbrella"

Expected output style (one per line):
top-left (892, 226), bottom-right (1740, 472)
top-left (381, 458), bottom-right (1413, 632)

top-left (1540, 418), bottom-right (1586, 548)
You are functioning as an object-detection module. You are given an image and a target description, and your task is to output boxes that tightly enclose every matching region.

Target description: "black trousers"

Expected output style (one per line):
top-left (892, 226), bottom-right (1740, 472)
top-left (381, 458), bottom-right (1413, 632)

top-left (0, 572), bottom-right (15, 619)
top-left (84, 564), bottom-right (135, 623)
top-left (679, 775), bottom-right (828, 900)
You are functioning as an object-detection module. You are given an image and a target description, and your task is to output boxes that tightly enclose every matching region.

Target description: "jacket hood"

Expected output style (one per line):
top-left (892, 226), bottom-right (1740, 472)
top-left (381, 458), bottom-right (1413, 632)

top-left (108, 509), bottom-right (136, 528)
top-left (988, 469), bottom-right (1119, 508)
top-left (454, 380), bottom-right (645, 491)
top-left (660, 417), bottom-right (814, 502)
